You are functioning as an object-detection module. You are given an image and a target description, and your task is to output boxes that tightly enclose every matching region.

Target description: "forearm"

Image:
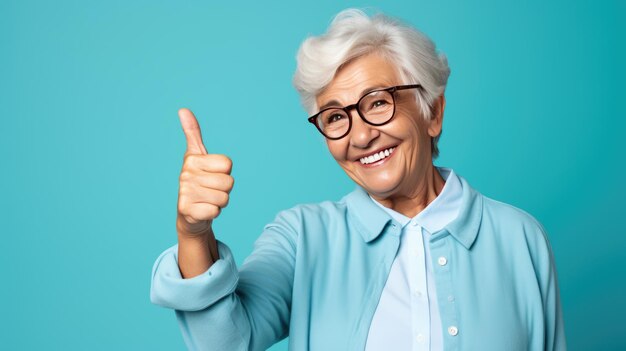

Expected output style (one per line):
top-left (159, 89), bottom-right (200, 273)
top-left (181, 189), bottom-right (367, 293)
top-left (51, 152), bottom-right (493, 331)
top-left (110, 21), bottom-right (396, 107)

top-left (176, 215), bottom-right (220, 278)
top-left (151, 241), bottom-right (250, 350)
top-left (151, 210), bottom-right (297, 351)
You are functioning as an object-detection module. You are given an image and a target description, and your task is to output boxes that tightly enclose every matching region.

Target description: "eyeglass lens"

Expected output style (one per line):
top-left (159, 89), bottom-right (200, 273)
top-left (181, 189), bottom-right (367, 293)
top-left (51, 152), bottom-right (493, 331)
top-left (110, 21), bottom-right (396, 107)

top-left (316, 90), bottom-right (395, 139)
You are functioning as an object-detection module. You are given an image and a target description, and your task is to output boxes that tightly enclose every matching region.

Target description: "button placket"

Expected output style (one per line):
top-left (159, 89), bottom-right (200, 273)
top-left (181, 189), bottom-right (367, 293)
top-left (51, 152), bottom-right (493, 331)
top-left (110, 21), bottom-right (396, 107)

top-left (429, 236), bottom-right (460, 349)
top-left (408, 224), bottom-right (431, 351)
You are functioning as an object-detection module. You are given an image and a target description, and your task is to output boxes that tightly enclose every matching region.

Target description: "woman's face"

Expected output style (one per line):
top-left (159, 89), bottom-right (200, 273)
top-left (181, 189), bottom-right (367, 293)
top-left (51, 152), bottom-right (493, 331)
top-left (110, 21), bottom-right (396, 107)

top-left (316, 53), bottom-right (444, 200)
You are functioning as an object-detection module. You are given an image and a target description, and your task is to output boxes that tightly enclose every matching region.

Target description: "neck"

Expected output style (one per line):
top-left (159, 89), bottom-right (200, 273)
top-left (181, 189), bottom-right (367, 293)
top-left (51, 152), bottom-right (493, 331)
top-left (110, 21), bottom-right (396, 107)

top-left (372, 164), bottom-right (446, 218)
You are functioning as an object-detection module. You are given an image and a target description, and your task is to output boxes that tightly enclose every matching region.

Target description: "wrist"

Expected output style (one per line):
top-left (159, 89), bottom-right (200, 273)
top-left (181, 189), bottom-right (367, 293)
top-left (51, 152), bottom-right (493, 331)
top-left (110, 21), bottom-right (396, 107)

top-left (176, 215), bottom-right (219, 266)
top-left (176, 214), bottom-right (213, 239)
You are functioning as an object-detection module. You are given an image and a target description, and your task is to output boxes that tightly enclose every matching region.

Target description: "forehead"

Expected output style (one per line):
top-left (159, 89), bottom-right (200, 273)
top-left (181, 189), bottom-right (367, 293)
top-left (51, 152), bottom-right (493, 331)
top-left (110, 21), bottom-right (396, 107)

top-left (316, 53), bottom-right (401, 109)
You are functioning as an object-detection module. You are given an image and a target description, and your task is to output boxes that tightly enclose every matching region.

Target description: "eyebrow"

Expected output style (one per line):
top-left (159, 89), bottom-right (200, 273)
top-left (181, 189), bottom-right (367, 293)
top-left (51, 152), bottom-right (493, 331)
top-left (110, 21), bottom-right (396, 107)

top-left (318, 85), bottom-right (387, 111)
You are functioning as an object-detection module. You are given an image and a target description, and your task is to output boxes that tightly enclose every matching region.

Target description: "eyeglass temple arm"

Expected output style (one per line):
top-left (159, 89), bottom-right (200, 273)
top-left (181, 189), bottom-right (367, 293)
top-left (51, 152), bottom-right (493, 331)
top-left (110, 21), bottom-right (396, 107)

top-left (394, 84), bottom-right (422, 92)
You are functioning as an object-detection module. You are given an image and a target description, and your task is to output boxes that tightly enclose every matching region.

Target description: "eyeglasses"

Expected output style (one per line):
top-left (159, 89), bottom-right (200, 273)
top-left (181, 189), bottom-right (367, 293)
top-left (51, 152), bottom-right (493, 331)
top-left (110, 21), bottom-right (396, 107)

top-left (308, 84), bottom-right (422, 140)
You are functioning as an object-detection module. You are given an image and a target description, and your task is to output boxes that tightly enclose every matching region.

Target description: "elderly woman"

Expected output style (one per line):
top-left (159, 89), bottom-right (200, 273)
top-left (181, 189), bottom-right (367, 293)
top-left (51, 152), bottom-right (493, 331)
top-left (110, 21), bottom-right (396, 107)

top-left (151, 9), bottom-right (566, 351)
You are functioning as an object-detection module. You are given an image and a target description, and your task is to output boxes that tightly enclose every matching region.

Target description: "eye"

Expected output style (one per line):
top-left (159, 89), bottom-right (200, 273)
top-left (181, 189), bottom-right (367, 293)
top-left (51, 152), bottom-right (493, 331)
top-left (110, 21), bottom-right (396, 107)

top-left (371, 99), bottom-right (389, 109)
top-left (327, 113), bottom-right (346, 124)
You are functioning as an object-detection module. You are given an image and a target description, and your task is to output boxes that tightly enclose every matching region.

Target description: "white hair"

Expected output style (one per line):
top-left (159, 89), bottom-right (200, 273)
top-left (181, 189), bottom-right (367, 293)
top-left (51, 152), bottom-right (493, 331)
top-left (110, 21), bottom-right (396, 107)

top-left (293, 9), bottom-right (450, 157)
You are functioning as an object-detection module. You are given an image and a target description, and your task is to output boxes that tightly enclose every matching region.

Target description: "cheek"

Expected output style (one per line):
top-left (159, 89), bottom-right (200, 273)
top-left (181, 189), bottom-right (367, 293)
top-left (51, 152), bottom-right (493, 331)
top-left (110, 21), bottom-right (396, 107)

top-left (326, 140), bottom-right (347, 161)
top-left (399, 111), bottom-right (429, 141)
top-left (387, 116), bottom-right (421, 141)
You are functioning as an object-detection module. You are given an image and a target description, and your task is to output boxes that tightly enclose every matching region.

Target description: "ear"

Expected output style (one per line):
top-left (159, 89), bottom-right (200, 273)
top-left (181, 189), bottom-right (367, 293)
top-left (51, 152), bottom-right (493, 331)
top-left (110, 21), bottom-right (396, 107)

top-left (427, 94), bottom-right (445, 138)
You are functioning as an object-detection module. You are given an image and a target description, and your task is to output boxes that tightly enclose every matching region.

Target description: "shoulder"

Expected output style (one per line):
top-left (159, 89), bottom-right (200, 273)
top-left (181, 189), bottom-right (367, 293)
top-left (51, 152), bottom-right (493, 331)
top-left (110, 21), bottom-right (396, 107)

top-left (254, 195), bottom-right (352, 254)
top-left (482, 195), bottom-right (546, 231)
top-left (479, 194), bottom-right (553, 257)
top-left (266, 196), bottom-right (350, 231)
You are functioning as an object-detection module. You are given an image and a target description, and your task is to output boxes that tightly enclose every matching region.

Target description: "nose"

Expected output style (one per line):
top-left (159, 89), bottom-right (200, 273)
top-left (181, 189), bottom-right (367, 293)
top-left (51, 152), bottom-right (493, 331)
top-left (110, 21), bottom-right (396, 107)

top-left (349, 110), bottom-right (380, 149)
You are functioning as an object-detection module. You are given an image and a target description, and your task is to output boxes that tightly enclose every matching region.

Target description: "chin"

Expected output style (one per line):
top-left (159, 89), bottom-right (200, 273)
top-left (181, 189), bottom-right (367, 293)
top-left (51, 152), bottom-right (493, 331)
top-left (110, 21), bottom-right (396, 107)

top-left (359, 178), bottom-right (402, 198)
top-left (342, 160), bottom-right (405, 198)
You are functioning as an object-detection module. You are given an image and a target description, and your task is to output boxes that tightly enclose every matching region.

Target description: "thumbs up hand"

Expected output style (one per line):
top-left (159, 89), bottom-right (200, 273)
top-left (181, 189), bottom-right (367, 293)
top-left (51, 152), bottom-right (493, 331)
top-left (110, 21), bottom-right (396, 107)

top-left (176, 108), bottom-right (234, 239)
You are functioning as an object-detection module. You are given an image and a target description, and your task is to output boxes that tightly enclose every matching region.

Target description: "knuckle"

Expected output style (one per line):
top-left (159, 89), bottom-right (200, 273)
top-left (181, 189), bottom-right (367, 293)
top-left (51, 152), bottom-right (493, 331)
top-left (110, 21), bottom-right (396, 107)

top-left (177, 200), bottom-right (187, 214)
top-left (225, 175), bottom-right (235, 191)
top-left (179, 183), bottom-right (191, 195)
top-left (208, 205), bottom-right (221, 219)
top-left (223, 156), bottom-right (233, 168)
top-left (220, 192), bottom-right (230, 207)
top-left (179, 170), bottom-right (192, 182)
top-left (185, 154), bottom-right (200, 168)
top-left (216, 155), bottom-right (233, 172)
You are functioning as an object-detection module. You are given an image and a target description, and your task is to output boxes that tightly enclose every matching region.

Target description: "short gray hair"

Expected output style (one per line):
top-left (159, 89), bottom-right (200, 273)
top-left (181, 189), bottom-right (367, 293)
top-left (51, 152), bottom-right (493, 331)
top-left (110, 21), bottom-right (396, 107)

top-left (293, 9), bottom-right (450, 157)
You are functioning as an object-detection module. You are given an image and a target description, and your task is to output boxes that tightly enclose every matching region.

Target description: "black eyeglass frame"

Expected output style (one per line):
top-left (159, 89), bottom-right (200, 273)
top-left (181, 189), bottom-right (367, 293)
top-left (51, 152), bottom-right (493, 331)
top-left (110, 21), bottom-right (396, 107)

top-left (307, 84), bottom-right (423, 140)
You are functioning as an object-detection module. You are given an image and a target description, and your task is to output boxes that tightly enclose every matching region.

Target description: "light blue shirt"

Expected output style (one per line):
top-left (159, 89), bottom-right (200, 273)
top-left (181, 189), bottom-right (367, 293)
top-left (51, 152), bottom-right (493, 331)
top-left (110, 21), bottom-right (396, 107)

top-left (151, 169), bottom-right (566, 351)
top-left (366, 168), bottom-right (462, 351)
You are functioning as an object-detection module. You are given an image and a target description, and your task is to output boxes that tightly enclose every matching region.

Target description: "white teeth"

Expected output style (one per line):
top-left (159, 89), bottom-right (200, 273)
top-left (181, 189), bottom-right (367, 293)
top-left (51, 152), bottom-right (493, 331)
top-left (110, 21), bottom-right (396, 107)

top-left (359, 147), bottom-right (396, 165)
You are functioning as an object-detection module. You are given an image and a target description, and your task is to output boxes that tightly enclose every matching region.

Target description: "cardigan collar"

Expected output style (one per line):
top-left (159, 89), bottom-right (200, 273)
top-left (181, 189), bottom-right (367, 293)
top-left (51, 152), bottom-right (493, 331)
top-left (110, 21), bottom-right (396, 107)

top-left (345, 168), bottom-right (483, 250)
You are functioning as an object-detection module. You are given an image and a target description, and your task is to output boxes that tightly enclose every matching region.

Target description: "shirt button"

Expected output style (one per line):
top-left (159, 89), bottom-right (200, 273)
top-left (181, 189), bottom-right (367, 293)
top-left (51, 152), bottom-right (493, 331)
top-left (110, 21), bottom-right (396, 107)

top-left (448, 295), bottom-right (455, 302)
top-left (414, 289), bottom-right (423, 298)
top-left (411, 220), bottom-right (419, 227)
top-left (416, 333), bottom-right (425, 343)
top-left (438, 256), bottom-right (448, 266)
top-left (448, 326), bottom-right (459, 336)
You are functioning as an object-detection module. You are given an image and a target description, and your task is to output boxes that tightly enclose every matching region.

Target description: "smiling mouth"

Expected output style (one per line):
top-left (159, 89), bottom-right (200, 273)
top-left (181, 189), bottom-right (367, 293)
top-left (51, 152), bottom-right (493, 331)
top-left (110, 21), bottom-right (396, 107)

top-left (359, 147), bottom-right (396, 165)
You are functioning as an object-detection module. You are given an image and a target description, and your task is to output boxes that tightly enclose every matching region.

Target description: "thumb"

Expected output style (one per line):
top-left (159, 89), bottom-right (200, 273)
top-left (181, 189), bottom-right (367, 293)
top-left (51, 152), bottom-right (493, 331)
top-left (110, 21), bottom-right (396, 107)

top-left (178, 108), bottom-right (208, 155)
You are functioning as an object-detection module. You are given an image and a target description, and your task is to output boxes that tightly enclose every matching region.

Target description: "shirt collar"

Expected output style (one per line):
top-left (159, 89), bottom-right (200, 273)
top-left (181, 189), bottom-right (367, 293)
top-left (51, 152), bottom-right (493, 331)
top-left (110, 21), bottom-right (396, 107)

top-left (368, 167), bottom-right (463, 234)
top-left (345, 167), bottom-right (482, 249)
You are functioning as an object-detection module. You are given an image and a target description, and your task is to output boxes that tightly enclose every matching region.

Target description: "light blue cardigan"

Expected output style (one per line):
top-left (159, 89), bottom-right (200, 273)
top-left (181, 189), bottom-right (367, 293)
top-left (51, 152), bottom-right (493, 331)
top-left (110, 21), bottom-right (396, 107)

top-left (151, 173), bottom-right (566, 350)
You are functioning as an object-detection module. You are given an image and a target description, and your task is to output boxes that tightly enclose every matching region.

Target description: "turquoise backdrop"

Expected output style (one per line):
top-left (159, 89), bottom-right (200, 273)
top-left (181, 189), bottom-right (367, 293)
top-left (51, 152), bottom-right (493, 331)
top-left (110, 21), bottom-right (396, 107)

top-left (1, 0), bottom-right (624, 350)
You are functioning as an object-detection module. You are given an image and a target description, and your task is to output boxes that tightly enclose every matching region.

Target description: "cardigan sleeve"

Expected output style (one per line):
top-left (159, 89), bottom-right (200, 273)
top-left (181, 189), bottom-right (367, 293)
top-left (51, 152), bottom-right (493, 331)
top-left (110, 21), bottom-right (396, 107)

top-left (537, 229), bottom-right (567, 351)
top-left (150, 209), bottom-right (299, 351)
top-left (524, 219), bottom-right (567, 351)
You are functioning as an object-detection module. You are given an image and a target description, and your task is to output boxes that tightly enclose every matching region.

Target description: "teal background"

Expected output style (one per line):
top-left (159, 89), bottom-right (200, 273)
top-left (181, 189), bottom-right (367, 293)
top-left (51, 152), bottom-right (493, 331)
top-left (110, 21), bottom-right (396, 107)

top-left (1, 0), bottom-right (624, 350)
